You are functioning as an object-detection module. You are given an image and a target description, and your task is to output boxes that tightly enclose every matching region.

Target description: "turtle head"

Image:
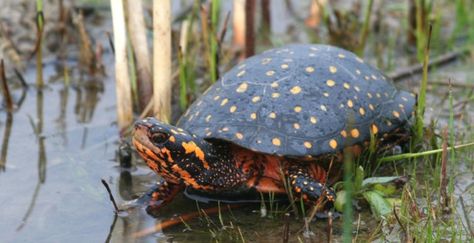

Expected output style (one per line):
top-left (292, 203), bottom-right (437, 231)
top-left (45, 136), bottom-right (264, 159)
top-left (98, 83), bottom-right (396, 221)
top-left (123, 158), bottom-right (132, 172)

top-left (133, 117), bottom-right (212, 182)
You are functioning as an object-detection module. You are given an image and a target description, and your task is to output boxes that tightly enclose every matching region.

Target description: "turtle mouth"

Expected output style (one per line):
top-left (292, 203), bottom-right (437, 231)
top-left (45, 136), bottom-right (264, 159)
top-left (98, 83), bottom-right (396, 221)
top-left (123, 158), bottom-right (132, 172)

top-left (132, 121), bottom-right (157, 159)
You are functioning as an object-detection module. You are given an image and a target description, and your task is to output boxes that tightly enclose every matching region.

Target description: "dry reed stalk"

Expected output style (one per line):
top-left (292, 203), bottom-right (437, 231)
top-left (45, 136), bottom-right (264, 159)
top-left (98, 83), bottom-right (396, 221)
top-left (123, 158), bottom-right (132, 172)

top-left (74, 12), bottom-right (95, 73)
top-left (127, 0), bottom-right (153, 113)
top-left (111, 0), bottom-right (133, 131)
top-left (260, 0), bottom-right (271, 44)
top-left (244, 0), bottom-right (255, 58)
top-left (153, 0), bottom-right (172, 122)
top-left (0, 60), bottom-right (14, 112)
top-left (305, 0), bottom-right (326, 28)
top-left (232, 0), bottom-right (246, 50)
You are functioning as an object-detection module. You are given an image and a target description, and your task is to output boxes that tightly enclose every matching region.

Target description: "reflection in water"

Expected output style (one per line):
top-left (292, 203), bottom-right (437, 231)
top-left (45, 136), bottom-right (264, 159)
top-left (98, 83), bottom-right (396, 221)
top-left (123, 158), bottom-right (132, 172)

top-left (17, 89), bottom-right (47, 231)
top-left (56, 86), bottom-right (69, 145)
top-left (0, 113), bottom-right (13, 171)
top-left (105, 214), bottom-right (118, 243)
top-left (74, 79), bottom-right (104, 123)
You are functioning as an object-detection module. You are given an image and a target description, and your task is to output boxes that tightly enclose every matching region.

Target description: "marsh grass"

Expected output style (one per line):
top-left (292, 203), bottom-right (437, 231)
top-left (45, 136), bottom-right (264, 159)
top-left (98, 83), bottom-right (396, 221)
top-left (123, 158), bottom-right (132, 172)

top-left (119, 1), bottom-right (474, 241)
top-left (35, 0), bottom-right (44, 87)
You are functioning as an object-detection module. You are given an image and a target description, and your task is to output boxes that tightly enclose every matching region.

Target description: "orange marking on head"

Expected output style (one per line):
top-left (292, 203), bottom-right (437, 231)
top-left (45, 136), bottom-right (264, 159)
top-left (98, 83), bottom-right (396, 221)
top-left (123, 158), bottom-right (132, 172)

top-left (161, 147), bottom-right (174, 163)
top-left (169, 136), bottom-right (176, 143)
top-left (182, 141), bottom-right (209, 169)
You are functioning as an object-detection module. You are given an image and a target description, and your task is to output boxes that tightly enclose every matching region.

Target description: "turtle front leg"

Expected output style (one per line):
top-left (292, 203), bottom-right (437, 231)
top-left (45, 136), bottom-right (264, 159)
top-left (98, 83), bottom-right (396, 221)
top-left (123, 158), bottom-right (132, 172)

top-left (285, 163), bottom-right (335, 208)
top-left (140, 178), bottom-right (184, 214)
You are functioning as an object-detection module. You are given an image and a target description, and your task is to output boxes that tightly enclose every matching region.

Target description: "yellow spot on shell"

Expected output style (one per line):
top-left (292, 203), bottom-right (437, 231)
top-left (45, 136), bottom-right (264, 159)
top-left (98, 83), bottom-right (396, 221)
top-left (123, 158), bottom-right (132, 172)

top-left (310, 116), bottom-right (317, 124)
top-left (205, 115), bottom-right (212, 122)
top-left (222, 127), bottom-right (229, 132)
top-left (329, 66), bottom-right (337, 73)
top-left (392, 111), bottom-right (400, 118)
top-left (272, 93), bottom-right (280, 98)
top-left (320, 105), bottom-right (327, 111)
top-left (365, 76), bottom-right (370, 80)
top-left (236, 82), bottom-right (248, 93)
top-left (213, 95), bottom-right (220, 100)
top-left (359, 107), bottom-right (366, 115)
top-left (371, 124), bottom-right (379, 134)
top-left (304, 142), bottom-right (312, 149)
top-left (294, 106), bottom-right (302, 112)
top-left (305, 66), bottom-right (315, 73)
top-left (371, 74), bottom-right (377, 80)
top-left (356, 57), bottom-right (364, 63)
top-left (343, 83), bottom-right (350, 89)
top-left (367, 93), bottom-right (373, 98)
top-left (281, 64), bottom-right (289, 69)
top-left (169, 136), bottom-right (176, 143)
top-left (266, 70), bottom-right (275, 76)
top-left (272, 138), bottom-right (281, 146)
top-left (376, 93), bottom-right (381, 98)
top-left (329, 139), bottom-right (338, 149)
top-left (356, 69), bottom-right (361, 75)
top-left (326, 80), bottom-right (336, 87)
top-left (323, 92), bottom-right (329, 97)
top-left (338, 54), bottom-right (345, 58)
top-left (290, 86), bottom-right (302, 94)
top-left (230, 105), bottom-right (237, 113)
top-left (252, 96), bottom-right (261, 103)
top-left (351, 129), bottom-right (360, 138)
top-left (340, 130), bottom-right (347, 138)
top-left (399, 104), bottom-right (404, 109)
top-left (220, 98), bottom-right (228, 106)
top-left (293, 123), bottom-right (300, 129)
top-left (369, 104), bottom-right (375, 110)
top-left (271, 82), bottom-right (279, 88)
top-left (269, 112), bottom-right (276, 119)
top-left (250, 113), bottom-right (257, 120)
top-left (235, 133), bottom-right (244, 139)
top-left (347, 100), bottom-right (354, 108)
top-left (354, 86), bottom-right (360, 92)
top-left (237, 70), bottom-right (246, 77)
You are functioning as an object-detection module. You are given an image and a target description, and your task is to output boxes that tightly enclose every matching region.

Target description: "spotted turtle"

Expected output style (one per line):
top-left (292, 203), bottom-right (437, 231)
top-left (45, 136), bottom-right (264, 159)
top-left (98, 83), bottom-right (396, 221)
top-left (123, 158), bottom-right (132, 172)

top-left (133, 44), bottom-right (415, 211)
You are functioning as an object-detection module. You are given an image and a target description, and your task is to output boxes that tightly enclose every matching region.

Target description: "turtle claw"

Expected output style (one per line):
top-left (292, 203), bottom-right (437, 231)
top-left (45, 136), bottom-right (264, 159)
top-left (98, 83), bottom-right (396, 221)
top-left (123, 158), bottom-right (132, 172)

top-left (136, 179), bottom-right (184, 216)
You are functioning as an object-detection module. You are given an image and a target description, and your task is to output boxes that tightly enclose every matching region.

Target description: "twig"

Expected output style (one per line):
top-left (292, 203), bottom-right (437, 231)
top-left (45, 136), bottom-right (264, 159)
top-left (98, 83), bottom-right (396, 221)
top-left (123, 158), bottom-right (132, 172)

top-left (439, 128), bottom-right (450, 211)
top-left (101, 179), bottom-right (119, 213)
top-left (327, 212), bottom-right (333, 243)
top-left (388, 48), bottom-right (470, 82)
top-left (0, 60), bottom-right (14, 111)
top-left (378, 142), bottom-right (474, 162)
top-left (459, 196), bottom-right (474, 238)
top-left (218, 11), bottom-right (231, 46)
top-left (282, 212), bottom-right (290, 243)
top-left (428, 80), bottom-right (474, 89)
top-left (105, 31), bottom-right (115, 54)
top-left (393, 207), bottom-right (409, 241)
top-left (244, 0), bottom-right (256, 57)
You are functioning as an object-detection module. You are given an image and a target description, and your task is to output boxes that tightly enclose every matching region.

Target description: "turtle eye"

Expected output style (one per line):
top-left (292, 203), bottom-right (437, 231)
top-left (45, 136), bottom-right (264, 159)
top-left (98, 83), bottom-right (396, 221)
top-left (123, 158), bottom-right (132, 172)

top-left (151, 132), bottom-right (169, 144)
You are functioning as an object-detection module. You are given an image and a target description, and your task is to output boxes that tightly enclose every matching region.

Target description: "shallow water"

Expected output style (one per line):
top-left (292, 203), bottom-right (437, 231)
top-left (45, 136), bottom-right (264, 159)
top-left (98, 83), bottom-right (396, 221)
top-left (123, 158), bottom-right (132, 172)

top-left (0, 1), bottom-right (473, 242)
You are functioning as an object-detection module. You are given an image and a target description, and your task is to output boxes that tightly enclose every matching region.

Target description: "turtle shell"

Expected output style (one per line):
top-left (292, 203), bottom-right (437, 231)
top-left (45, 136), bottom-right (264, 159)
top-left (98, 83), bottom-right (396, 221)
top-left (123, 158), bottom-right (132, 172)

top-left (177, 44), bottom-right (415, 157)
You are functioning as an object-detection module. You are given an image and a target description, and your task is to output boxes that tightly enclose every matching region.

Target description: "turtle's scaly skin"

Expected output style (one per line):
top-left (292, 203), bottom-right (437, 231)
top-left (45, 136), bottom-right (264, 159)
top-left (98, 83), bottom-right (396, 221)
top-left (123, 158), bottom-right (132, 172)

top-left (133, 44), bottom-right (415, 212)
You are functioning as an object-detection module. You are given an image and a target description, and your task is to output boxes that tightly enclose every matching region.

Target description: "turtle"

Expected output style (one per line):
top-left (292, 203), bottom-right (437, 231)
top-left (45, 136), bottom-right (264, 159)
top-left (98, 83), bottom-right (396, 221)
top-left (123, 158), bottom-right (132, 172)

top-left (133, 44), bottom-right (416, 212)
